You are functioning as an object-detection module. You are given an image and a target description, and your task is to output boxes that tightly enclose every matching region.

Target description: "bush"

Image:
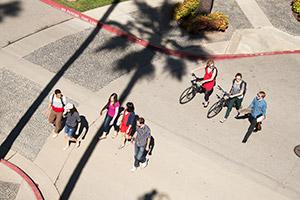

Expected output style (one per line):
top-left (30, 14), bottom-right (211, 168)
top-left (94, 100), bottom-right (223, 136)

top-left (292, 0), bottom-right (300, 14)
top-left (174, 0), bottom-right (199, 21)
top-left (181, 12), bottom-right (229, 33)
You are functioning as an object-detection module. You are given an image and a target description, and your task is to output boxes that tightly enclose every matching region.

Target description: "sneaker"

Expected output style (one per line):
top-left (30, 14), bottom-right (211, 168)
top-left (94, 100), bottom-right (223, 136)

top-left (220, 118), bottom-right (226, 123)
top-left (130, 167), bottom-right (137, 172)
top-left (140, 159), bottom-right (149, 168)
top-left (202, 101), bottom-right (209, 108)
top-left (99, 135), bottom-right (107, 140)
top-left (52, 133), bottom-right (58, 138)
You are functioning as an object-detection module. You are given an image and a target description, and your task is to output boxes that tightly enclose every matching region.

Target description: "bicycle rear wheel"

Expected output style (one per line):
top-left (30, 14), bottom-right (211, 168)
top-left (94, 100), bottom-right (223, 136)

top-left (179, 86), bottom-right (196, 104)
top-left (207, 99), bottom-right (225, 118)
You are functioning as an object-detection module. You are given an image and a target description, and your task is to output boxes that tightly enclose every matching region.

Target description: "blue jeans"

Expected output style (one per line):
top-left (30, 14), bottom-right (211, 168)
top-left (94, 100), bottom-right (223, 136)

top-left (134, 144), bottom-right (146, 167)
top-left (102, 114), bottom-right (118, 133)
top-left (64, 125), bottom-right (75, 137)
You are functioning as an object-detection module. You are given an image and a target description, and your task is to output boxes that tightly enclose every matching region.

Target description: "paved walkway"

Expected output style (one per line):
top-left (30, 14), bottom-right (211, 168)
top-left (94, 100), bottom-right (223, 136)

top-left (1, 0), bottom-right (300, 199)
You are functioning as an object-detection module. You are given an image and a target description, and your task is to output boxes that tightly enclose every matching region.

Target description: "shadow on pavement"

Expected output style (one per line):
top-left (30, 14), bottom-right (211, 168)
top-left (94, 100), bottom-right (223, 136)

top-left (1, 0), bottom-right (211, 199)
top-left (0, 1), bottom-right (22, 23)
top-left (138, 189), bottom-right (170, 200)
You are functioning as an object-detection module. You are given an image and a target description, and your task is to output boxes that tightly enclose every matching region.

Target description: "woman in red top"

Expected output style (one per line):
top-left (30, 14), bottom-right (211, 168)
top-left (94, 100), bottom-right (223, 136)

top-left (118, 102), bottom-right (135, 149)
top-left (191, 59), bottom-right (218, 107)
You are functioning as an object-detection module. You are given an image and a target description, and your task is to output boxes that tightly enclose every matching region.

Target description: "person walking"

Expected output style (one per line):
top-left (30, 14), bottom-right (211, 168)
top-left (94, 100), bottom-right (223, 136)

top-left (117, 102), bottom-right (136, 149)
top-left (242, 91), bottom-right (267, 143)
top-left (131, 117), bottom-right (151, 172)
top-left (48, 89), bottom-right (67, 138)
top-left (63, 103), bottom-right (81, 150)
top-left (99, 93), bottom-right (120, 140)
top-left (191, 59), bottom-right (218, 107)
top-left (220, 73), bottom-right (247, 123)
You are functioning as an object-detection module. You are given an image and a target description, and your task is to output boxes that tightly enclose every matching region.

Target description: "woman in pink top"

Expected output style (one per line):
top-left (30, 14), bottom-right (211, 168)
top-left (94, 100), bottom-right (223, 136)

top-left (99, 93), bottom-right (120, 140)
top-left (191, 59), bottom-right (218, 107)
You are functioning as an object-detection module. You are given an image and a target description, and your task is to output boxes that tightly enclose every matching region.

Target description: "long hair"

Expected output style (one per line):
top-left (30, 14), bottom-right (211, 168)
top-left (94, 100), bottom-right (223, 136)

top-left (107, 93), bottom-right (118, 106)
top-left (205, 59), bottom-right (215, 69)
top-left (70, 106), bottom-right (78, 114)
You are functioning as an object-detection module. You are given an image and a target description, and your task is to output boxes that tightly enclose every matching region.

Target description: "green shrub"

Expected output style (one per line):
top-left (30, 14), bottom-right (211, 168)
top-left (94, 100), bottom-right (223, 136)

top-left (174, 0), bottom-right (199, 21)
top-left (181, 12), bottom-right (229, 33)
top-left (292, 0), bottom-right (300, 14)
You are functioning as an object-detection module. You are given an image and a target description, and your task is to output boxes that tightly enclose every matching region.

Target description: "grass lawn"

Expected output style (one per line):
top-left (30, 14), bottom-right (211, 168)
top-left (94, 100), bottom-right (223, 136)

top-left (54, 0), bottom-right (127, 12)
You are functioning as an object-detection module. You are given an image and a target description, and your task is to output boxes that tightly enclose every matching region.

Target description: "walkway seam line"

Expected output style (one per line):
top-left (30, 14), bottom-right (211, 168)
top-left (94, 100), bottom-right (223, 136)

top-left (40, 0), bottom-right (300, 60)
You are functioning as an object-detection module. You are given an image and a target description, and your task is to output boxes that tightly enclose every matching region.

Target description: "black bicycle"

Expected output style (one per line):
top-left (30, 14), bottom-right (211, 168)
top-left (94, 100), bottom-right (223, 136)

top-left (207, 85), bottom-right (229, 118)
top-left (179, 73), bottom-right (202, 104)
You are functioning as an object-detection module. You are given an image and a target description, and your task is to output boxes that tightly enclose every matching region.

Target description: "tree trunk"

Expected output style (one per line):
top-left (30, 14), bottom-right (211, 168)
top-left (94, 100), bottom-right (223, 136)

top-left (196, 0), bottom-right (214, 15)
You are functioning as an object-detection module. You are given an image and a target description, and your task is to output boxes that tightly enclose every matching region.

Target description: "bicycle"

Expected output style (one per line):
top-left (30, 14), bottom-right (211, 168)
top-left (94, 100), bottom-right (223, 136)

top-left (179, 73), bottom-right (202, 104)
top-left (207, 85), bottom-right (229, 118)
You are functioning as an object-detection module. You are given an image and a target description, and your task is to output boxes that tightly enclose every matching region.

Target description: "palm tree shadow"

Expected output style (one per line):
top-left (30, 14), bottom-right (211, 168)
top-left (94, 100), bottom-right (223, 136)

top-left (0, 1), bottom-right (22, 23)
top-left (96, 0), bottom-right (211, 103)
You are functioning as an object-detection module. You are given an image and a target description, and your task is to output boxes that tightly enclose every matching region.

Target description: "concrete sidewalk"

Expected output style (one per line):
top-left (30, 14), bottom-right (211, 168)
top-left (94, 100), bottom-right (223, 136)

top-left (1, 0), bottom-right (300, 200)
top-left (0, 0), bottom-right (71, 48)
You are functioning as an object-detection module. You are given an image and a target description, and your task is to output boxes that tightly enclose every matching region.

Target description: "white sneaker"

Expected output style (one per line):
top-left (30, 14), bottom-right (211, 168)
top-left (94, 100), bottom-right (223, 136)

top-left (220, 118), bottom-right (226, 123)
top-left (130, 167), bottom-right (137, 172)
top-left (52, 133), bottom-right (58, 138)
top-left (140, 159), bottom-right (149, 168)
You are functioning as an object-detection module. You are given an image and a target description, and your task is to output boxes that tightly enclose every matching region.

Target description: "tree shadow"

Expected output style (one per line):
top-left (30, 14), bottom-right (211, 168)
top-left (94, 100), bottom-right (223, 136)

top-left (59, 1), bottom-right (212, 199)
top-left (0, 0), bottom-right (121, 158)
top-left (0, 1), bottom-right (22, 23)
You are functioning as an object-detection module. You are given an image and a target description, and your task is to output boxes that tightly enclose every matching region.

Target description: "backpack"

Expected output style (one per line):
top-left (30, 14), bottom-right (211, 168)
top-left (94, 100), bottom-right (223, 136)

top-left (51, 94), bottom-right (65, 107)
top-left (232, 79), bottom-right (247, 96)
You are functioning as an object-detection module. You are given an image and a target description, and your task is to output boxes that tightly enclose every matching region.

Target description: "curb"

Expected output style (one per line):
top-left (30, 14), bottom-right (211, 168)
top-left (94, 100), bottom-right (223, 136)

top-left (0, 159), bottom-right (44, 200)
top-left (41, 0), bottom-right (300, 60)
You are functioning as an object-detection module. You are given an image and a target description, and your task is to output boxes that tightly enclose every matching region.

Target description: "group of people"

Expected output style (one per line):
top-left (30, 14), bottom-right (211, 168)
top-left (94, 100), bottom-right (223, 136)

top-left (191, 59), bottom-right (267, 143)
top-left (46, 90), bottom-right (152, 171)
top-left (98, 93), bottom-right (152, 171)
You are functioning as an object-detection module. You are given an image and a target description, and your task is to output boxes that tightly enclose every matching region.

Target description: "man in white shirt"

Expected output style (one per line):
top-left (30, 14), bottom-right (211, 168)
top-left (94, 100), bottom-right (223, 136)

top-left (48, 89), bottom-right (67, 137)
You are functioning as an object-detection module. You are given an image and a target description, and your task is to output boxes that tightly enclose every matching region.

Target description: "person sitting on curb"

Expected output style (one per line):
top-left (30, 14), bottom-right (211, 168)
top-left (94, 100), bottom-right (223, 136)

top-left (242, 91), bottom-right (267, 143)
top-left (47, 89), bottom-right (67, 138)
top-left (220, 73), bottom-right (247, 123)
top-left (131, 117), bottom-right (151, 172)
top-left (63, 103), bottom-right (81, 150)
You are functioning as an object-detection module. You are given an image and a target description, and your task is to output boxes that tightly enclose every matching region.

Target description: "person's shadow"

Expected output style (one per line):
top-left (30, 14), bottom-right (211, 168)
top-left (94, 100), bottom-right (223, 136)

top-left (75, 115), bottom-right (89, 140)
top-left (148, 136), bottom-right (155, 156)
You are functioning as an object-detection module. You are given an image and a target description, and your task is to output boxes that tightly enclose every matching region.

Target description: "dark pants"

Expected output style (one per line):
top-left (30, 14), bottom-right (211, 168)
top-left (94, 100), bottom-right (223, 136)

top-left (199, 87), bottom-right (214, 102)
top-left (102, 114), bottom-right (118, 133)
top-left (224, 97), bottom-right (243, 119)
top-left (134, 144), bottom-right (147, 167)
top-left (242, 114), bottom-right (262, 143)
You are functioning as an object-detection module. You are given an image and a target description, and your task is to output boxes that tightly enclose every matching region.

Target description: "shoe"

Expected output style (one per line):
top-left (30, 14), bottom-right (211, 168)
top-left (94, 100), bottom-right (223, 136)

top-left (118, 144), bottom-right (125, 150)
top-left (202, 101), bottom-right (209, 108)
top-left (52, 133), bottom-right (58, 138)
top-left (242, 140), bottom-right (247, 143)
top-left (99, 135), bottom-right (107, 140)
top-left (130, 167), bottom-right (137, 172)
top-left (220, 118), bottom-right (226, 123)
top-left (140, 159), bottom-right (149, 168)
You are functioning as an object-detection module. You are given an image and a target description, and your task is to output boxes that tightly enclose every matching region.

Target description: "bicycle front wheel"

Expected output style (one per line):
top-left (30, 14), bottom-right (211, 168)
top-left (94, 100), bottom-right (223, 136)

top-left (207, 99), bottom-right (225, 118)
top-left (179, 86), bottom-right (196, 104)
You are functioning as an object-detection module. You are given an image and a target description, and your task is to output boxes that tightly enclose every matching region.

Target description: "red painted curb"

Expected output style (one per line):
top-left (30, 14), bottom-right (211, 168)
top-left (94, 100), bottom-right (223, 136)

top-left (40, 0), bottom-right (300, 60)
top-left (0, 159), bottom-right (44, 200)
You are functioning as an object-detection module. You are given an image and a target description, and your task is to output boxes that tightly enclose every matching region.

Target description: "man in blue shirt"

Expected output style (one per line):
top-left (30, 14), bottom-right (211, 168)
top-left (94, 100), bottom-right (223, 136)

top-left (242, 91), bottom-right (267, 143)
